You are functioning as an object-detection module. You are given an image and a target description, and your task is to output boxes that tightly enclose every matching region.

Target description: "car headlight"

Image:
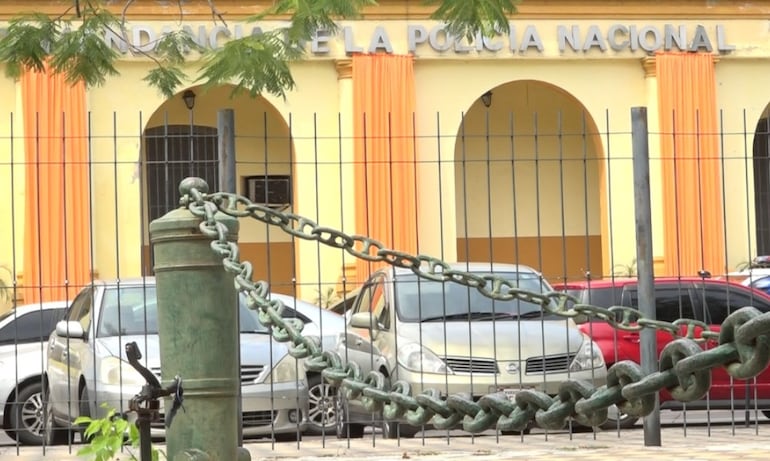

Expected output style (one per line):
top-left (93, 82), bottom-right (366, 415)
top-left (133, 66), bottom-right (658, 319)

top-left (397, 342), bottom-right (451, 374)
top-left (99, 356), bottom-right (146, 386)
top-left (570, 336), bottom-right (605, 372)
top-left (257, 355), bottom-right (299, 384)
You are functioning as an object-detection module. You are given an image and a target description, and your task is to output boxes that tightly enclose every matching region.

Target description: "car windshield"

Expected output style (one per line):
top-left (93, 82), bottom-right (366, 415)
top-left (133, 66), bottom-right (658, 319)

top-left (97, 286), bottom-right (268, 337)
top-left (394, 271), bottom-right (556, 322)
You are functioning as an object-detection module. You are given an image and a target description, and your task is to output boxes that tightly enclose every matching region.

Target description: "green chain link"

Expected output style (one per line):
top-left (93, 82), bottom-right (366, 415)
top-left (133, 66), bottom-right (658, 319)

top-left (178, 177), bottom-right (770, 434)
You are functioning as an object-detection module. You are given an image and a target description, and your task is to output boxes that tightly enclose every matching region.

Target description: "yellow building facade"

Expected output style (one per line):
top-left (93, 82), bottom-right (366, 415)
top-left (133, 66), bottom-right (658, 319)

top-left (2, 1), bottom-right (770, 308)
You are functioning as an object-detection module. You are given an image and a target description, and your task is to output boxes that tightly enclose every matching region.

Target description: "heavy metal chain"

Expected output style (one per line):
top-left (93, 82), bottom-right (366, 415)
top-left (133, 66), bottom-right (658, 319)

top-left (179, 177), bottom-right (770, 433)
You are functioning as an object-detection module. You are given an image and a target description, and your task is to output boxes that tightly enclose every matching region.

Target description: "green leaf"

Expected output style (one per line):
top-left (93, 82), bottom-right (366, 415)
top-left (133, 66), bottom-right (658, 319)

top-left (424, 0), bottom-right (519, 41)
top-left (252, 0), bottom-right (376, 44)
top-left (154, 30), bottom-right (205, 65)
top-left (74, 415), bottom-right (93, 425)
top-left (196, 31), bottom-right (303, 99)
top-left (143, 66), bottom-right (187, 98)
top-left (0, 14), bottom-right (58, 78)
top-left (84, 418), bottom-right (103, 438)
top-left (128, 421), bottom-right (140, 445)
top-left (76, 444), bottom-right (95, 456)
top-left (49, 13), bottom-right (120, 87)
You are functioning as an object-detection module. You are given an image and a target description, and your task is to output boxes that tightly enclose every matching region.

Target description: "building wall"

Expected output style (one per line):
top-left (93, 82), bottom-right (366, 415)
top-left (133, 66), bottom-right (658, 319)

top-left (2, 2), bottom-right (770, 303)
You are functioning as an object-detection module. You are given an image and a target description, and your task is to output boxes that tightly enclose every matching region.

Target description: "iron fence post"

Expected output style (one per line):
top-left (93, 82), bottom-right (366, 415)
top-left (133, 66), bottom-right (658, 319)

top-left (631, 106), bottom-right (662, 446)
top-left (149, 177), bottom-right (250, 461)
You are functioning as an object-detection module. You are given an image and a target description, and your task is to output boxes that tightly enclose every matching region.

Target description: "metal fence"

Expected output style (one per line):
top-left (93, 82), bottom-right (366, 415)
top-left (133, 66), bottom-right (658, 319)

top-left (2, 104), bottom-right (770, 456)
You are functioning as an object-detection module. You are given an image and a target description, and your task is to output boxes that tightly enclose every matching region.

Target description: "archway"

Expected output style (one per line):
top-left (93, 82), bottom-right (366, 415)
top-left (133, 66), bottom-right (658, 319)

top-left (140, 85), bottom-right (296, 294)
top-left (454, 80), bottom-right (604, 282)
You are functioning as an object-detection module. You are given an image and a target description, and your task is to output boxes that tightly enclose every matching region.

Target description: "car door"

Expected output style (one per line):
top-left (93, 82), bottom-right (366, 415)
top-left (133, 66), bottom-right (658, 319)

top-left (623, 282), bottom-right (696, 357)
top-left (696, 283), bottom-right (770, 401)
top-left (340, 276), bottom-right (381, 376)
top-left (47, 287), bottom-right (95, 417)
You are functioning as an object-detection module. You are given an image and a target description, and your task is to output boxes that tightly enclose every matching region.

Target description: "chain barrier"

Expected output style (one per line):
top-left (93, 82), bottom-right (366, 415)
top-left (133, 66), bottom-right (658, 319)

top-left (179, 177), bottom-right (770, 433)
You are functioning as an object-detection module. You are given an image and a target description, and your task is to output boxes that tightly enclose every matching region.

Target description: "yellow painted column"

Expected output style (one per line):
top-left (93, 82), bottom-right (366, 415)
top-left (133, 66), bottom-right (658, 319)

top-left (334, 59), bottom-right (359, 295)
top-left (642, 56), bottom-right (666, 275)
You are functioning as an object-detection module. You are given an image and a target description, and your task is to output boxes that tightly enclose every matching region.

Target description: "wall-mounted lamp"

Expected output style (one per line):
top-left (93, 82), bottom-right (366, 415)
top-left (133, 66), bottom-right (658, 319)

top-left (481, 90), bottom-right (493, 108)
top-left (182, 89), bottom-right (196, 110)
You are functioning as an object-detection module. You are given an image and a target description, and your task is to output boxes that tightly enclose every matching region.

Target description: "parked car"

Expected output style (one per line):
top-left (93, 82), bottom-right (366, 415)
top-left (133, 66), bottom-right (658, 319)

top-left (43, 278), bottom-right (309, 444)
top-left (335, 262), bottom-right (608, 439)
top-left (0, 301), bottom-right (69, 445)
top-left (554, 276), bottom-right (770, 429)
top-left (266, 293), bottom-right (347, 435)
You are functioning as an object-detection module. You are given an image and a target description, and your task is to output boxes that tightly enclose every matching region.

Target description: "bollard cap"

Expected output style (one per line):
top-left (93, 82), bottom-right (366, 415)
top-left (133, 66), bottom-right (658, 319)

top-left (179, 177), bottom-right (209, 198)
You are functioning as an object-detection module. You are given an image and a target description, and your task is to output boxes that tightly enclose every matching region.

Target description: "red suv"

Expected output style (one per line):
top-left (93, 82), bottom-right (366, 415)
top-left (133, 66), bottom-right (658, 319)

top-left (553, 276), bottom-right (770, 428)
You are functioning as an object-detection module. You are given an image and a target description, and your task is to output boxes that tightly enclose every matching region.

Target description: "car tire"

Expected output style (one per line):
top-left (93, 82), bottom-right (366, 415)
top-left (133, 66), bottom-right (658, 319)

top-left (305, 374), bottom-right (338, 436)
top-left (43, 386), bottom-right (72, 446)
top-left (78, 387), bottom-right (92, 442)
top-left (334, 394), bottom-right (364, 439)
top-left (599, 404), bottom-right (639, 430)
top-left (9, 381), bottom-right (46, 446)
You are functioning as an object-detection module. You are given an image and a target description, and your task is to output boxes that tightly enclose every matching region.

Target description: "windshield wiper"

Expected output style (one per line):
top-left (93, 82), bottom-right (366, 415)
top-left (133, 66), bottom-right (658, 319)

top-left (474, 311), bottom-right (543, 321)
top-left (421, 311), bottom-right (543, 322)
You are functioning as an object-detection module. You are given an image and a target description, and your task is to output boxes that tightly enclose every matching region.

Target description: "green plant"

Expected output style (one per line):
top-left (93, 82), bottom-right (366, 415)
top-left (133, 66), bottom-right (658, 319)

top-left (74, 404), bottom-right (165, 461)
top-left (0, 264), bottom-right (14, 309)
top-left (314, 286), bottom-right (340, 309)
top-left (612, 259), bottom-right (637, 277)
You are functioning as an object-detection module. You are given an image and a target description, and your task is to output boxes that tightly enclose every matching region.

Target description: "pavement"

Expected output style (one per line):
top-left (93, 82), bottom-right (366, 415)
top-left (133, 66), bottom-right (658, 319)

top-left (2, 423), bottom-right (769, 461)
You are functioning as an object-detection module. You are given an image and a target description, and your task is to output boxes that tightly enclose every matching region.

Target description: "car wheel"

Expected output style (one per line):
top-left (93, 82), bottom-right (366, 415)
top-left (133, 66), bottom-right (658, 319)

top-left (306, 374), bottom-right (337, 435)
top-left (599, 404), bottom-right (639, 430)
top-left (9, 381), bottom-right (45, 445)
top-left (335, 394), bottom-right (364, 439)
top-left (43, 386), bottom-right (71, 446)
top-left (78, 387), bottom-right (92, 442)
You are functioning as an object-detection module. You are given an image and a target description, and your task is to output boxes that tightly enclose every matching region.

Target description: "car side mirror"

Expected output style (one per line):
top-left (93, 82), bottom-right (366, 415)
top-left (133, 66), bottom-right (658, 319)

top-left (349, 312), bottom-right (379, 331)
top-left (55, 320), bottom-right (85, 339)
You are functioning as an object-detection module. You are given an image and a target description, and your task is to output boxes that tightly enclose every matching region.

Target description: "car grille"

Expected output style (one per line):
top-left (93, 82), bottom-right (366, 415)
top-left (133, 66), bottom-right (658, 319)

top-left (525, 353), bottom-right (576, 374)
top-left (151, 365), bottom-right (265, 383)
top-left (152, 410), bottom-right (276, 429)
top-left (443, 357), bottom-right (498, 374)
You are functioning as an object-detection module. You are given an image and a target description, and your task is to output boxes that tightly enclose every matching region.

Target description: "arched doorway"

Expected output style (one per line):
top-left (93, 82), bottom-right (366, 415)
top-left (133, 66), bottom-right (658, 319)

top-left (140, 86), bottom-right (296, 294)
top-left (454, 80), bottom-right (604, 282)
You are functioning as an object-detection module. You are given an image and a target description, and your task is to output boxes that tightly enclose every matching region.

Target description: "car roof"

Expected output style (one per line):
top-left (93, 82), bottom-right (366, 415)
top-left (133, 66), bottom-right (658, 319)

top-left (9, 300), bottom-right (70, 315)
top-left (553, 276), bottom-right (762, 290)
top-left (391, 262), bottom-right (541, 277)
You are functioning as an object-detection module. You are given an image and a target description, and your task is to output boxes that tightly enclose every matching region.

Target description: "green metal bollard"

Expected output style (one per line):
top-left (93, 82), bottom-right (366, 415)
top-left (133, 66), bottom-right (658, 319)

top-left (149, 177), bottom-right (250, 461)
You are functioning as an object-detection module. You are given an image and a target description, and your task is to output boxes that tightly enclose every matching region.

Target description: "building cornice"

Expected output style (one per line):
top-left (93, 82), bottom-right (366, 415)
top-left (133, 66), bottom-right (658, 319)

top-left (1, 1), bottom-right (769, 21)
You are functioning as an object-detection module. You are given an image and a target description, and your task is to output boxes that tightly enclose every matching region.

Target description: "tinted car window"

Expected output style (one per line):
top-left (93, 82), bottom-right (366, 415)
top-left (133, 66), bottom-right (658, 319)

top-left (700, 285), bottom-right (770, 325)
top-left (0, 308), bottom-right (65, 345)
top-left (627, 286), bottom-right (695, 323)
top-left (98, 286), bottom-right (158, 336)
top-left (572, 285), bottom-right (624, 307)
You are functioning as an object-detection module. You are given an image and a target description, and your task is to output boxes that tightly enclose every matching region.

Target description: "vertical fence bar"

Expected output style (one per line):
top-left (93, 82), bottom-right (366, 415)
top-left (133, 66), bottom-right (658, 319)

top-left (631, 106), bottom-right (661, 446)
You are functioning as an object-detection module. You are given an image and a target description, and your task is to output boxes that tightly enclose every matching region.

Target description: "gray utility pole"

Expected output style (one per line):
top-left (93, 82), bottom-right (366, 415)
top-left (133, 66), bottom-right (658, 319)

top-left (631, 106), bottom-right (661, 446)
top-left (217, 109), bottom-right (242, 446)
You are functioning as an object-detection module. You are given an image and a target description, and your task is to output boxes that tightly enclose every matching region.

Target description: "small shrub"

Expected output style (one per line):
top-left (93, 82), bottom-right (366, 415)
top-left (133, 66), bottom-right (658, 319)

top-left (74, 404), bottom-right (164, 461)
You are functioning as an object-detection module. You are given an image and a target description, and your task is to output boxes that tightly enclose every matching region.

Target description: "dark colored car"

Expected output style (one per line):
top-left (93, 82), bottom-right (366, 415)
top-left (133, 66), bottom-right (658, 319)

top-left (553, 276), bottom-right (770, 429)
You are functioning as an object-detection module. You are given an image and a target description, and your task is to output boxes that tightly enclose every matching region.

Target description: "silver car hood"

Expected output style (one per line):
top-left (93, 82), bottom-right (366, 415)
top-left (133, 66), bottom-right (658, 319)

top-left (395, 319), bottom-right (585, 359)
top-left (95, 332), bottom-right (291, 369)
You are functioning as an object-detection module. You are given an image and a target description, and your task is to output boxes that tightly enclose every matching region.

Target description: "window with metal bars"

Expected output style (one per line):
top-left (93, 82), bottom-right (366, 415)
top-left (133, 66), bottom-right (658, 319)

top-left (144, 124), bottom-right (219, 223)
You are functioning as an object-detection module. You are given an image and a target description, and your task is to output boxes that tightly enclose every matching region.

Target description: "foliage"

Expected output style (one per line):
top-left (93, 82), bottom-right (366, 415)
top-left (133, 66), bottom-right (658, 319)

top-left (0, 265), bottom-right (14, 309)
top-left (74, 404), bottom-right (165, 461)
top-left (314, 286), bottom-right (340, 309)
top-left (612, 259), bottom-right (637, 277)
top-left (0, 0), bottom-right (519, 98)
